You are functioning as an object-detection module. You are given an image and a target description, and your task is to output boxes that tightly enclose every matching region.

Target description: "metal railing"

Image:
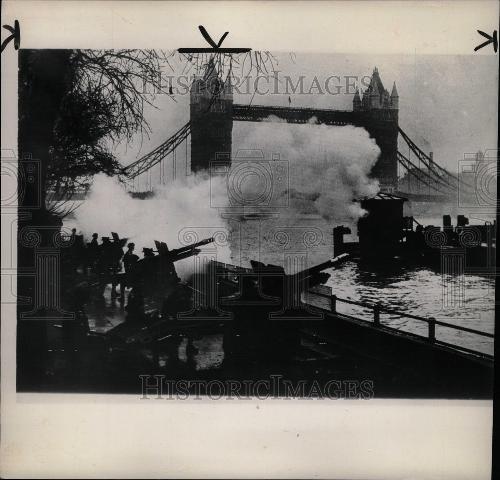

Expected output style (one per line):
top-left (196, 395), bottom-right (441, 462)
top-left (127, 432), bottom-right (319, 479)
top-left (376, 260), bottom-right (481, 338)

top-left (306, 290), bottom-right (494, 359)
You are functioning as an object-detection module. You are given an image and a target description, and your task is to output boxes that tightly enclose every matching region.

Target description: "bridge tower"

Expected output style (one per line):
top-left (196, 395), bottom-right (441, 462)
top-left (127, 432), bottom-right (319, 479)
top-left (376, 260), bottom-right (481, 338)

top-left (190, 60), bottom-right (233, 172)
top-left (354, 67), bottom-right (399, 191)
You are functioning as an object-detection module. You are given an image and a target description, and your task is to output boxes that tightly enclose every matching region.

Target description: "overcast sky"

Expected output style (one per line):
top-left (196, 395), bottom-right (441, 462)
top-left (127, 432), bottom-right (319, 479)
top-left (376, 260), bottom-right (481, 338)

top-left (114, 51), bottom-right (498, 175)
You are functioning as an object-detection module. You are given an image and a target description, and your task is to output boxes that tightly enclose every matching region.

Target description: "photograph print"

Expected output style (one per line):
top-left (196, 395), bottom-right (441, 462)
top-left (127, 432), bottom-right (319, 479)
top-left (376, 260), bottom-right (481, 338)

top-left (15, 46), bottom-right (497, 399)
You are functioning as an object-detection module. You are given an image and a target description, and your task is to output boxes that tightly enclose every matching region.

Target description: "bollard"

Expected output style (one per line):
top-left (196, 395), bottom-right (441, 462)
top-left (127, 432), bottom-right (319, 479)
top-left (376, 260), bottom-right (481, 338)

top-left (330, 295), bottom-right (337, 313)
top-left (428, 317), bottom-right (436, 343)
top-left (374, 304), bottom-right (381, 326)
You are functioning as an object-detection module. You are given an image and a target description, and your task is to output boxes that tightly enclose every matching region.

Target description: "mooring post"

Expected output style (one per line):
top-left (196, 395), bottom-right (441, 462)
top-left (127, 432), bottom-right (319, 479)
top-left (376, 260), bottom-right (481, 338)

top-left (330, 295), bottom-right (337, 313)
top-left (374, 303), bottom-right (381, 326)
top-left (428, 317), bottom-right (436, 343)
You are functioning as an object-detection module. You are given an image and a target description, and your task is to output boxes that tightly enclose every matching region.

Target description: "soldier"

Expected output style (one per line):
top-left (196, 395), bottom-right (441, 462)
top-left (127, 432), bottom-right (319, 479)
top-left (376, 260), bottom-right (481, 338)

top-left (110, 235), bottom-right (125, 299)
top-left (72, 230), bottom-right (86, 272)
top-left (124, 247), bottom-right (155, 318)
top-left (89, 232), bottom-right (99, 247)
top-left (99, 237), bottom-right (112, 267)
top-left (137, 248), bottom-right (156, 287)
top-left (86, 233), bottom-right (99, 274)
top-left (64, 228), bottom-right (79, 272)
top-left (96, 237), bottom-right (112, 296)
top-left (123, 242), bottom-right (139, 272)
top-left (120, 243), bottom-right (139, 301)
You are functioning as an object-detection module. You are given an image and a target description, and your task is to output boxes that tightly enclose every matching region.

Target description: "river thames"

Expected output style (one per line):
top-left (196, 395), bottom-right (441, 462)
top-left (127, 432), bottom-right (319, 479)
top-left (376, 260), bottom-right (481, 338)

top-left (229, 213), bottom-right (495, 356)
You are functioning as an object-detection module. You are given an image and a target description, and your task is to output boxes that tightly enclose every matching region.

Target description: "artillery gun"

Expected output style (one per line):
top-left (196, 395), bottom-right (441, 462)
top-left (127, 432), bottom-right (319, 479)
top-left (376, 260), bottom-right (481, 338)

top-left (153, 237), bottom-right (215, 261)
top-left (217, 253), bottom-right (349, 305)
top-left (251, 253), bottom-right (349, 292)
top-left (125, 237), bottom-right (215, 317)
top-left (218, 254), bottom-right (350, 363)
top-left (108, 252), bottom-right (349, 373)
top-left (107, 237), bottom-right (217, 362)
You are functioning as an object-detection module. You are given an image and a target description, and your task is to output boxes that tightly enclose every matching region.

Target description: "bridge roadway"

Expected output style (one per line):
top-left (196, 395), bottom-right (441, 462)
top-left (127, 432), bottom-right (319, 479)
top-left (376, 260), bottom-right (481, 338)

top-left (393, 190), bottom-right (454, 202)
top-left (232, 103), bottom-right (394, 126)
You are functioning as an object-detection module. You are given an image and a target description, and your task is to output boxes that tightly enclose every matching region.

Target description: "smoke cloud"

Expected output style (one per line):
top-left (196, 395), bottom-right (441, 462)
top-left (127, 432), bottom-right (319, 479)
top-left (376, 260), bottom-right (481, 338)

top-left (67, 118), bottom-right (380, 276)
top-left (232, 119), bottom-right (381, 223)
top-left (66, 172), bottom-right (231, 279)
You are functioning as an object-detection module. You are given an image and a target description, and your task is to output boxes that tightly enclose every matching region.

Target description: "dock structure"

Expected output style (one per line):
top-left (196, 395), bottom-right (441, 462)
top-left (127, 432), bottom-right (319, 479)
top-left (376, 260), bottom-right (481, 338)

top-left (303, 288), bottom-right (493, 397)
top-left (210, 258), bottom-right (493, 397)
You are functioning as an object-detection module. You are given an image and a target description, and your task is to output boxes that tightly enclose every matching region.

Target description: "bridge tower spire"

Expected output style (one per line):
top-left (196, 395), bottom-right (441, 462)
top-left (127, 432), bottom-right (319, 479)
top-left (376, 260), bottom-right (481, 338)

top-left (190, 59), bottom-right (233, 172)
top-left (355, 67), bottom-right (399, 192)
top-left (390, 81), bottom-right (399, 110)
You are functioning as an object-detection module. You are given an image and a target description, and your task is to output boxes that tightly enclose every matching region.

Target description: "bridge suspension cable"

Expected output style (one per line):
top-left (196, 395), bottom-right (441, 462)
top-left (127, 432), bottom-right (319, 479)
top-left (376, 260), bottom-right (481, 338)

top-left (398, 127), bottom-right (459, 190)
top-left (397, 151), bottom-right (453, 194)
top-left (121, 122), bottom-right (191, 180)
top-left (119, 116), bottom-right (472, 201)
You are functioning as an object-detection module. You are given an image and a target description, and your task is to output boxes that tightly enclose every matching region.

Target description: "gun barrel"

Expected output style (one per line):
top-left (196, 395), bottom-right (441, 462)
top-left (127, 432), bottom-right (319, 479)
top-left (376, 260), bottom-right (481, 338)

top-left (170, 248), bottom-right (201, 262)
top-left (187, 237), bottom-right (215, 249)
top-left (168, 237), bottom-right (215, 258)
top-left (291, 253), bottom-right (350, 279)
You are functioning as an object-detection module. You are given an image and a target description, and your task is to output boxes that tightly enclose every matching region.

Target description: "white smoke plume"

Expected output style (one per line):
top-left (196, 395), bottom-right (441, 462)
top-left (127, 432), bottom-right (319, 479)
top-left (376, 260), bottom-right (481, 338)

top-left (232, 118), bottom-right (381, 223)
top-left (67, 118), bottom-right (380, 276)
top-left (66, 172), bottom-right (231, 279)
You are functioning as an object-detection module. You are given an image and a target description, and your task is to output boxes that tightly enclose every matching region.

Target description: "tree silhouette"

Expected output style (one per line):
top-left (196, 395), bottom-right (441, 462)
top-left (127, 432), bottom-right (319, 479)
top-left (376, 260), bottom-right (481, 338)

top-left (19, 49), bottom-right (278, 217)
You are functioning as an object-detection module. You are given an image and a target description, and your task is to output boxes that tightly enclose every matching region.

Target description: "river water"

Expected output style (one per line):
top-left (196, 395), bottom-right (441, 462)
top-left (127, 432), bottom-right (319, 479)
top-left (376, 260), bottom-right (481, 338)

top-left (228, 214), bottom-right (495, 356)
top-left (63, 201), bottom-right (495, 356)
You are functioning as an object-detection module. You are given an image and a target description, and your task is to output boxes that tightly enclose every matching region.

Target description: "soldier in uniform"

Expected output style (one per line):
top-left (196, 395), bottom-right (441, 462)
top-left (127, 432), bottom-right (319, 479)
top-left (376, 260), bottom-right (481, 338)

top-left (123, 242), bottom-right (139, 272)
top-left (120, 242), bottom-right (139, 302)
top-left (124, 247), bottom-right (155, 319)
top-left (89, 232), bottom-right (99, 247)
top-left (110, 234), bottom-right (125, 299)
top-left (86, 233), bottom-right (99, 273)
top-left (96, 237), bottom-right (112, 296)
top-left (73, 230), bottom-right (86, 272)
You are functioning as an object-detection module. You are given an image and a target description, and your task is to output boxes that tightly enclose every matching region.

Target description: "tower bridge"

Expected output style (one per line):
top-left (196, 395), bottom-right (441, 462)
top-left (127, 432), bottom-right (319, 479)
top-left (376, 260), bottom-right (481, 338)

top-left (122, 65), bottom-right (464, 202)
